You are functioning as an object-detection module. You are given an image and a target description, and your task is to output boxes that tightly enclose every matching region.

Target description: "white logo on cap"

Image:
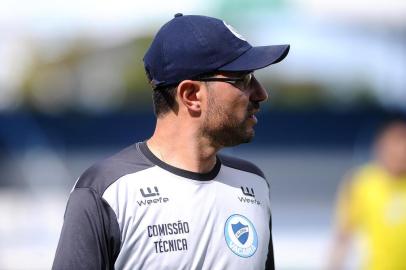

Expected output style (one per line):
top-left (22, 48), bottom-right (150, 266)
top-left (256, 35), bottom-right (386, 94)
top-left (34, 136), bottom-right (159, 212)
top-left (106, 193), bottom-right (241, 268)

top-left (223, 21), bottom-right (246, 41)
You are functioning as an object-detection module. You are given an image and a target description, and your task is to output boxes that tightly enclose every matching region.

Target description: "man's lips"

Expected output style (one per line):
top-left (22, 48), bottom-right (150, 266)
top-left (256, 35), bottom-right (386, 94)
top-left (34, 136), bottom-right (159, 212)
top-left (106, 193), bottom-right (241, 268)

top-left (249, 114), bottom-right (257, 122)
top-left (247, 110), bottom-right (259, 123)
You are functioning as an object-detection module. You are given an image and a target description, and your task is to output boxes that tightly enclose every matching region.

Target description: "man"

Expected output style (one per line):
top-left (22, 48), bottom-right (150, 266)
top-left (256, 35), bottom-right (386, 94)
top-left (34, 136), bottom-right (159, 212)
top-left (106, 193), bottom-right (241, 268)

top-left (52, 14), bottom-right (289, 270)
top-left (328, 119), bottom-right (406, 270)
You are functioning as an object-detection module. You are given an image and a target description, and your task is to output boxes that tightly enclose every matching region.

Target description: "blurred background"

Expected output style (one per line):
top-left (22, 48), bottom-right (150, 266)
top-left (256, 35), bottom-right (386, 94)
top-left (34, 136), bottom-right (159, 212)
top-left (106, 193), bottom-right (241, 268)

top-left (1, 0), bottom-right (405, 269)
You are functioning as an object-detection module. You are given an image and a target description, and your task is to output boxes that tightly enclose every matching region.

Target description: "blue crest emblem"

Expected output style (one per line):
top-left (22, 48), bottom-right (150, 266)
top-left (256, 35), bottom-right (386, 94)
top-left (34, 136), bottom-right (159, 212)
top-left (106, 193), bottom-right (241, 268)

top-left (224, 214), bottom-right (258, 258)
top-left (232, 222), bottom-right (249, 245)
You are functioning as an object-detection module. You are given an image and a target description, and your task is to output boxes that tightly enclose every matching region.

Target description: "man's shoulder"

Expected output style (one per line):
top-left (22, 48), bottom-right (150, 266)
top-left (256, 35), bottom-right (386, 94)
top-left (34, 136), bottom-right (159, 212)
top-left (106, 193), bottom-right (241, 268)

top-left (74, 142), bottom-right (154, 195)
top-left (218, 153), bottom-right (266, 180)
top-left (349, 162), bottom-right (391, 190)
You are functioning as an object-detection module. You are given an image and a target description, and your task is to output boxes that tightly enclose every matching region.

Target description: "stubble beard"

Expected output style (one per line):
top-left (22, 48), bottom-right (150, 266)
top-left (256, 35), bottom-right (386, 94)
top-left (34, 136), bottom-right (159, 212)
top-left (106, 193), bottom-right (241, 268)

top-left (201, 94), bottom-right (254, 148)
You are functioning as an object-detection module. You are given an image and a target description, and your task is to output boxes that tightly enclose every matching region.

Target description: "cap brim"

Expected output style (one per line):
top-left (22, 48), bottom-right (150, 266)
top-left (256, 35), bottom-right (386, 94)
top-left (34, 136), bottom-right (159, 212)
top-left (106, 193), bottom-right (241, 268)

top-left (218, 44), bottom-right (290, 72)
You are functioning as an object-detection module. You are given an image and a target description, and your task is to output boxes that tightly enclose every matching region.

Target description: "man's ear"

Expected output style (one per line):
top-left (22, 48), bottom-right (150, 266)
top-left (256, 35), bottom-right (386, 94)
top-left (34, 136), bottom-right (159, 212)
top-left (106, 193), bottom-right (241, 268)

top-left (177, 80), bottom-right (203, 115)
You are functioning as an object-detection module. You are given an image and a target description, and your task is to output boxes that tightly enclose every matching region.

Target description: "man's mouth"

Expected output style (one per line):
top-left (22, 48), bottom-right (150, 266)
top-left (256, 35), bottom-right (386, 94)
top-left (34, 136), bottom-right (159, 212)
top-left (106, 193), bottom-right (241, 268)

top-left (247, 110), bottom-right (259, 123)
top-left (249, 114), bottom-right (257, 122)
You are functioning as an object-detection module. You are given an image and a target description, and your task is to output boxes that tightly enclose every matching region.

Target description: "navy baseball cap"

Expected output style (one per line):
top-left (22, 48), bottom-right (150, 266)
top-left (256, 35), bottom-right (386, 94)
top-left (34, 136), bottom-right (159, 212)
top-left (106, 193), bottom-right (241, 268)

top-left (143, 13), bottom-right (290, 89)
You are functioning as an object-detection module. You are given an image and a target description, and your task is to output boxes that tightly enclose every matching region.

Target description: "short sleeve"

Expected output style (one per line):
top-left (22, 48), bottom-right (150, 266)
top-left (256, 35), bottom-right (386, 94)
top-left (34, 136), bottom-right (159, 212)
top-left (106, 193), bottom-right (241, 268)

top-left (52, 188), bottom-right (121, 270)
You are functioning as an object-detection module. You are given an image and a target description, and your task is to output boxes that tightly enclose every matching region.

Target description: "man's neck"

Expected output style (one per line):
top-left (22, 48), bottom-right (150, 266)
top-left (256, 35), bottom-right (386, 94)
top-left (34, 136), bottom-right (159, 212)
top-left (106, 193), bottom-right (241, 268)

top-left (146, 119), bottom-right (219, 174)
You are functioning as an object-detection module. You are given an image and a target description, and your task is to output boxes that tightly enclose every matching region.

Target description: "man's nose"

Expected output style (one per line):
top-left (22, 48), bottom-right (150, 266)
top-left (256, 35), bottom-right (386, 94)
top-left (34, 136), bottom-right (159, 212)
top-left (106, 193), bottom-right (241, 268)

top-left (250, 77), bottom-right (268, 102)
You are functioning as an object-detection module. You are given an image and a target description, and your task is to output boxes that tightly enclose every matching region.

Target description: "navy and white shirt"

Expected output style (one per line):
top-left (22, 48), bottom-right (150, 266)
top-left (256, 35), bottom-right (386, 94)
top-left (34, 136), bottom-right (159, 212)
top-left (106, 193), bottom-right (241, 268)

top-left (52, 142), bottom-right (274, 270)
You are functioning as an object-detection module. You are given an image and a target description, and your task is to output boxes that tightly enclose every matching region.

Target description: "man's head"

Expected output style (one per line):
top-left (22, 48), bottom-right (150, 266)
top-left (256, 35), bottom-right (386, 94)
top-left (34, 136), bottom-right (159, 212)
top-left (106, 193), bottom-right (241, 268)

top-left (144, 14), bottom-right (289, 147)
top-left (200, 72), bottom-right (268, 147)
top-left (375, 119), bottom-right (406, 177)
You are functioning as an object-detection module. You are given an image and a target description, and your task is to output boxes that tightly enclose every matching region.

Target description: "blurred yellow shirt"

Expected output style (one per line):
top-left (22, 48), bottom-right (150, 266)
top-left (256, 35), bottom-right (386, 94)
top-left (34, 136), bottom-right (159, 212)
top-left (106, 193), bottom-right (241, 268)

top-left (337, 163), bottom-right (406, 270)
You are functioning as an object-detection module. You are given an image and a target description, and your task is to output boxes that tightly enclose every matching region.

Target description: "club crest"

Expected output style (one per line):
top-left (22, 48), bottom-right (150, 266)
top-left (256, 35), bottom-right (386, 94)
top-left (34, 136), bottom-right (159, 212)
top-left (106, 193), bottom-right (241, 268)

top-left (232, 222), bottom-right (249, 245)
top-left (224, 214), bottom-right (258, 258)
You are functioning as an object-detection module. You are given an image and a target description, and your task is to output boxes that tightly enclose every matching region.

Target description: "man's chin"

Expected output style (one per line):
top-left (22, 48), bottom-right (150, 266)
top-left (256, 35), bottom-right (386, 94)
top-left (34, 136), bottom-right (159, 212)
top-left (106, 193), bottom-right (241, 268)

top-left (244, 131), bottom-right (255, 143)
top-left (229, 130), bottom-right (255, 146)
top-left (206, 124), bottom-right (256, 147)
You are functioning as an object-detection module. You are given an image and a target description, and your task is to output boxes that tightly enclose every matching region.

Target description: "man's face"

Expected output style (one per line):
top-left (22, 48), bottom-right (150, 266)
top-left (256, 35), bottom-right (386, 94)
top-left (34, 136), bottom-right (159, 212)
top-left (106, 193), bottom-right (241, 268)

top-left (377, 123), bottom-right (406, 176)
top-left (200, 72), bottom-right (268, 147)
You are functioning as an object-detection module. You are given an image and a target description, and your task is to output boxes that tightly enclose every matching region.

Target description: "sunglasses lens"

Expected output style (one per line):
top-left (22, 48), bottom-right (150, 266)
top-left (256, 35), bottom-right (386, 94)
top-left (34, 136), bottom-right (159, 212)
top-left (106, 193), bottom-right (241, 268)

top-left (244, 73), bottom-right (252, 88)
